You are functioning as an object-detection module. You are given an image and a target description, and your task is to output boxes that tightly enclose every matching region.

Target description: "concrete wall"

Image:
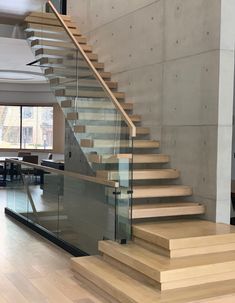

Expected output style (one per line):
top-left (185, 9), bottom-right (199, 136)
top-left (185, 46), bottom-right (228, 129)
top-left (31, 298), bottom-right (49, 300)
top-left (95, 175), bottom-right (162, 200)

top-left (68, 0), bottom-right (235, 223)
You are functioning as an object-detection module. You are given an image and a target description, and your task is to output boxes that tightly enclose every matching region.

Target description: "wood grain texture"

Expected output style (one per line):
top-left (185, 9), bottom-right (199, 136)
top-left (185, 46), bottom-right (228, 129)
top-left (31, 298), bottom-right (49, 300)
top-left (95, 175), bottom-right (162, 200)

top-left (0, 193), bottom-right (103, 303)
top-left (133, 219), bottom-right (235, 249)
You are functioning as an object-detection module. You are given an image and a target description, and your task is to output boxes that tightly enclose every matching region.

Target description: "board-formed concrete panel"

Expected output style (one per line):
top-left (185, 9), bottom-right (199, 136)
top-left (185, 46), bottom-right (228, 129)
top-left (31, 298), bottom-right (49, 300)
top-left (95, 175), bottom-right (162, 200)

top-left (68, 0), bottom-right (160, 34)
top-left (112, 62), bottom-right (163, 140)
top-left (164, 0), bottom-right (220, 60)
top-left (161, 126), bottom-right (217, 204)
top-left (163, 50), bottom-right (220, 126)
top-left (86, 1), bottom-right (164, 73)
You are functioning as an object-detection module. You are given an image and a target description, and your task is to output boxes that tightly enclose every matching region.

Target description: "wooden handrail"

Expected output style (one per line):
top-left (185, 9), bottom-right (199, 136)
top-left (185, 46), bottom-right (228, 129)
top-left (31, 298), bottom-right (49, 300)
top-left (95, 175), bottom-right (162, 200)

top-left (47, 0), bottom-right (136, 137)
top-left (6, 159), bottom-right (119, 188)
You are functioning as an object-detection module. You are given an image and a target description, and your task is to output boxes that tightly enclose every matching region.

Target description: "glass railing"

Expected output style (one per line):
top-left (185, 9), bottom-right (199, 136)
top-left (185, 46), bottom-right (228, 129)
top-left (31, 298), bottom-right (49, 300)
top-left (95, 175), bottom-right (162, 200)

top-left (23, 1), bottom-right (135, 243)
top-left (5, 159), bottom-right (132, 254)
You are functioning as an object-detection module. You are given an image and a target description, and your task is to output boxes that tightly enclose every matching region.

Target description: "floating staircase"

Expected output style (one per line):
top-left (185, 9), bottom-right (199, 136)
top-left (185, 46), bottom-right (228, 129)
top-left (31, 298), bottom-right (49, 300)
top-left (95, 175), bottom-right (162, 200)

top-left (24, 8), bottom-right (235, 303)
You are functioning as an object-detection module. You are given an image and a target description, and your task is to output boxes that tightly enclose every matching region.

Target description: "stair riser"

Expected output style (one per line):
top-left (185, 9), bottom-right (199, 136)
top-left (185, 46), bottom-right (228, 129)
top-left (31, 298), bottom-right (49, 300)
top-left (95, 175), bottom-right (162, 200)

top-left (132, 204), bottom-right (205, 219)
top-left (99, 242), bottom-right (235, 291)
top-left (97, 170), bottom-right (180, 181)
top-left (73, 272), bottom-right (120, 303)
top-left (102, 254), bottom-right (160, 289)
top-left (133, 188), bottom-right (193, 199)
top-left (134, 237), bottom-right (235, 258)
top-left (161, 271), bottom-right (235, 291)
top-left (72, 260), bottom-right (135, 303)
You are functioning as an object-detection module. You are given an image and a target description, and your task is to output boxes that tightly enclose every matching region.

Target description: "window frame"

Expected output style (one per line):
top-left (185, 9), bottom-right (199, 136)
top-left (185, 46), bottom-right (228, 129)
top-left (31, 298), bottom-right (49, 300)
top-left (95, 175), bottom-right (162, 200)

top-left (0, 104), bottom-right (54, 152)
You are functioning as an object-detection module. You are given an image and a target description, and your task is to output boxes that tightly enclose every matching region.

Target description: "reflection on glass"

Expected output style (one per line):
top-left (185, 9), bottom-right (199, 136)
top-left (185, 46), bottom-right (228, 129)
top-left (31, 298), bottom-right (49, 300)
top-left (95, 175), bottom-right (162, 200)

top-left (22, 106), bottom-right (53, 150)
top-left (0, 106), bottom-right (20, 149)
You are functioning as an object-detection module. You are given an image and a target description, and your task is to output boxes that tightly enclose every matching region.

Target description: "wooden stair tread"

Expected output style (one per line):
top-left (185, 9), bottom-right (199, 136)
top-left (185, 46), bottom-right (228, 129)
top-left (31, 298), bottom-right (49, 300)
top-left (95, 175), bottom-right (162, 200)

top-left (133, 219), bottom-right (235, 250)
top-left (96, 169), bottom-right (180, 180)
top-left (31, 38), bottom-right (92, 52)
top-left (26, 30), bottom-right (87, 43)
top-left (71, 256), bottom-right (160, 303)
top-left (28, 12), bottom-right (71, 21)
top-left (25, 23), bottom-right (81, 36)
top-left (35, 48), bottom-right (98, 61)
top-left (72, 255), bottom-right (235, 301)
top-left (87, 153), bottom-right (169, 164)
top-left (76, 126), bottom-right (149, 136)
top-left (99, 240), bottom-right (235, 282)
top-left (56, 89), bottom-right (124, 99)
top-left (46, 68), bottom-right (109, 78)
top-left (61, 99), bottom-right (132, 110)
top-left (132, 185), bottom-right (192, 198)
top-left (81, 139), bottom-right (159, 149)
top-left (24, 16), bottom-right (76, 28)
top-left (132, 202), bottom-right (205, 219)
top-left (67, 112), bottom-right (140, 122)
top-left (51, 77), bottom-right (116, 88)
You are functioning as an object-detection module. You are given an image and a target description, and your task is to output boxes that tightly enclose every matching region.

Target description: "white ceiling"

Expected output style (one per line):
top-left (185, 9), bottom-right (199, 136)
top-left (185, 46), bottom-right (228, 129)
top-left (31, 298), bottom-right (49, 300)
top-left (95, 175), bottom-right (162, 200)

top-left (0, 37), bottom-right (46, 83)
top-left (0, 0), bottom-right (46, 19)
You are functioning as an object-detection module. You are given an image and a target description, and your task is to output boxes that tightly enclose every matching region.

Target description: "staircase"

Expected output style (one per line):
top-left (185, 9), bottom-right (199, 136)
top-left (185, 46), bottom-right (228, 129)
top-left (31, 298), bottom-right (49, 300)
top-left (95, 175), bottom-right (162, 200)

top-left (23, 6), bottom-right (235, 303)
top-left (24, 11), bottom-right (205, 222)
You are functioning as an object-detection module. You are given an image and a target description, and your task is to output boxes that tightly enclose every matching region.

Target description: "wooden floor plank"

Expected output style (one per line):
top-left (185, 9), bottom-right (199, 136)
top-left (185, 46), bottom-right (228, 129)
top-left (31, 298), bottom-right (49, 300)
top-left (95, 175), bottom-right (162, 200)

top-left (0, 191), bottom-right (104, 303)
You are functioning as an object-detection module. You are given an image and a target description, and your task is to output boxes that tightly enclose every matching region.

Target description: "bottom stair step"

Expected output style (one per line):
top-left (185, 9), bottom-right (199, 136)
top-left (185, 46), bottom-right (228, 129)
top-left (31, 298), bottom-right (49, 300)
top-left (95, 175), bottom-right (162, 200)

top-left (98, 240), bottom-right (235, 290)
top-left (71, 255), bottom-right (159, 303)
top-left (132, 202), bottom-right (205, 219)
top-left (133, 219), bottom-right (235, 258)
top-left (71, 255), bottom-right (235, 302)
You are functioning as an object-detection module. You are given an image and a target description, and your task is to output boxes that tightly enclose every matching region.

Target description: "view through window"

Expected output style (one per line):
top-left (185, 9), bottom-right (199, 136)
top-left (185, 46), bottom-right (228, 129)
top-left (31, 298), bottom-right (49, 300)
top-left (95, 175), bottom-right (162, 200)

top-left (0, 106), bottom-right (53, 149)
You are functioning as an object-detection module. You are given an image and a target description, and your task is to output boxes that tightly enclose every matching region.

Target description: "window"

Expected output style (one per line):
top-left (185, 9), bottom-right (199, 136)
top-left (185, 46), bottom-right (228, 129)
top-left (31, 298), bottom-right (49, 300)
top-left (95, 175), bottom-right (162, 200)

top-left (0, 105), bottom-right (53, 150)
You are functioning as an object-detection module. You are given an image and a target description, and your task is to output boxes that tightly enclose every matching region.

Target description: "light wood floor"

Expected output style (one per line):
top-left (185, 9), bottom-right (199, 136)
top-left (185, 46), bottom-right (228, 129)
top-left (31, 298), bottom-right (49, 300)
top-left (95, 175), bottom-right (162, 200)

top-left (0, 189), bottom-right (104, 303)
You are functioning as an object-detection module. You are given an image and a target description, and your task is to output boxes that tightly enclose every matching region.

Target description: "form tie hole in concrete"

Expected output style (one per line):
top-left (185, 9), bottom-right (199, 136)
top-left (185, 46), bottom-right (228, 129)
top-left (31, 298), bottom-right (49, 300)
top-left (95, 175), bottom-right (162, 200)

top-left (176, 40), bottom-right (179, 44)
top-left (150, 47), bottom-right (153, 52)
top-left (204, 105), bottom-right (208, 109)
top-left (130, 25), bottom-right (133, 30)
top-left (149, 78), bottom-right (153, 82)
top-left (129, 54), bottom-right (132, 58)
top-left (111, 33), bottom-right (114, 36)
